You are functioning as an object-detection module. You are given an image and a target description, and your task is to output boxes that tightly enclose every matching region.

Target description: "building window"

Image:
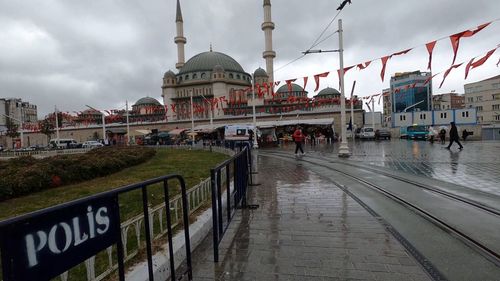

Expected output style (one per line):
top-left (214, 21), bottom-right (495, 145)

top-left (440, 112), bottom-right (447, 118)
top-left (201, 73), bottom-right (206, 79)
top-left (420, 113), bottom-right (426, 119)
top-left (477, 106), bottom-right (483, 111)
top-left (192, 73), bottom-right (197, 79)
top-left (229, 73), bottom-right (234, 79)
top-left (476, 96), bottom-right (483, 102)
top-left (467, 97), bottom-right (473, 102)
top-left (495, 115), bottom-right (500, 121)
top-left (462, 111), bottom-right (469, 118)
top-left (236, 74), bottom-right (241, 79)
top-left (492, 83), bottom-right (500, 89)
top-left (493, 104), bottom-right (500, 110)
top-left (399, 115), bottom-right (406, 121)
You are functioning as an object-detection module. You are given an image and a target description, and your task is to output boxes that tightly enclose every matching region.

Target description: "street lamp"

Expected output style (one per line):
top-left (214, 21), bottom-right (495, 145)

top-left (190, 90), bottom-right (195, 147)
top-left (302, 19), bottom-right (350, 157)
top-left (85, 105), bottom-right (106, 143)
top-left (1, 113), bottom-right (23, 148)
top-left (251, 73), bottom-right (258, 149)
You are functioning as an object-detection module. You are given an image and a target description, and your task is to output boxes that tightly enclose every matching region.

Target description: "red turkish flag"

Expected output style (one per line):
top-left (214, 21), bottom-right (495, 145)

top-left (357, 61), bottom-right (371, 70)
top-left (391, 48), bottom-right (412, 56)
top-left (449, 22), bottom-right (491, 64)
top-left (423, 73), bottom-right (439, 86)
top-left (303, 76), bottom-right (308, 91)
top-left (426, 41), bottom-right (437, 71)
top-left (314, 72), bottom-right (329, 91)
top-left (170, 104), bottom-right (177, 113)
top-left (380, 56), bottom-right (390, 82)
top-left (337, 65), bottom-right (355, 80)
top-left (286, 78), bottom-right (297, 92)
top-left (439, 63), bottom-right (463, 88)
top-left (464, 48), bottom-right (497, 79)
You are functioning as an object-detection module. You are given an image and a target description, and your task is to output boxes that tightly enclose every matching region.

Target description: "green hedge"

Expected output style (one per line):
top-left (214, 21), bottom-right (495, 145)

top-left (0, 146), bottom-right (156, 202)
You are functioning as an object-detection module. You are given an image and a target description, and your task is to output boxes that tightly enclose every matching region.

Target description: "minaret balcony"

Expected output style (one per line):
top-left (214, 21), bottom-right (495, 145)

top-left (262, 50), bottom-right (276, 58)
top-left (261, 22), bottom-right (275, 30)
top-left (174, 36), bottom-right (186, 44)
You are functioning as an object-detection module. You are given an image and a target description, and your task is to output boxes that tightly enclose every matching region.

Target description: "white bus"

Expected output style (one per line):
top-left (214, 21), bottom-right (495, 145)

top-left (49, 138), bottom-right (78, 149)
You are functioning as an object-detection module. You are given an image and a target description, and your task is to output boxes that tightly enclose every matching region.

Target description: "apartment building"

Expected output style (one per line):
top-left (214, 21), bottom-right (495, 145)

top-left (464, 75), bottom-right (500, 124)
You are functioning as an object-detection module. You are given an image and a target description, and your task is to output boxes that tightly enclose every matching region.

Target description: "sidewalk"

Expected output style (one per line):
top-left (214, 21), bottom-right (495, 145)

top-left (189, 155), bottom-right (431, 280)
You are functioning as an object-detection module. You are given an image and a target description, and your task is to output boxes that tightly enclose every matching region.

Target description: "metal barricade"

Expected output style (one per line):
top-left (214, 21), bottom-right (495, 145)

top-left (210, 147), bottom-right (250, 262)
top-left (0, 175), bottom-right (193, 281)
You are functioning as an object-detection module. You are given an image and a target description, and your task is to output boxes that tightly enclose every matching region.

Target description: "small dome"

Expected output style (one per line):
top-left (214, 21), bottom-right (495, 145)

top-left (213, 64), bottom-right (225, 72)
top-left (134, 97), bottom-right (161, 106)
top-left (277, 83), bottom-right (304, 93)
top-left (164, 70), bottom-right (176, 78)
top-left (316, 87), bottom-right (340, 97)
top-left (253, 67), bottom-right (268, 78)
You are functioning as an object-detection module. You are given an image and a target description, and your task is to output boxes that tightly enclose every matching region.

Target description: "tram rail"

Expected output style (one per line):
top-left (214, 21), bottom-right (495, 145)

top-left (261, 151), bottom-right (500, 268)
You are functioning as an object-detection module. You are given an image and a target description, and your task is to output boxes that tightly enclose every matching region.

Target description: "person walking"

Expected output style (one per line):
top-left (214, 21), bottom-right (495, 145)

top-left (310, 131), bottom-right (316, 147)
top-left (293, 126), bottom-right (305, 156)
top-left (446, 122), bottom-right (463, 150)
top-left (439, 128), bottom-right (446, 144)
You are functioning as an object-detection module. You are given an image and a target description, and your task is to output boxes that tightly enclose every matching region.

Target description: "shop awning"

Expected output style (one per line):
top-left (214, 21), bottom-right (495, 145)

top-left (107, 128), bottom-right (127, 134)
top-left (168, 128), bottom-right (189, 135)
top-left (135, 129), bottom-right (152, 135)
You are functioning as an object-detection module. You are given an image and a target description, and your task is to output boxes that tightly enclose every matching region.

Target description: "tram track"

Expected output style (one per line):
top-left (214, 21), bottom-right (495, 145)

top-left (260, 151), bottom-right (500, 270)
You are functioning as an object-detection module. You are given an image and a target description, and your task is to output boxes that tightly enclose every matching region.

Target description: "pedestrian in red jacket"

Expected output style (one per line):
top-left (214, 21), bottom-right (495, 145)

top-left (293, 127), bottom-right (305, 155)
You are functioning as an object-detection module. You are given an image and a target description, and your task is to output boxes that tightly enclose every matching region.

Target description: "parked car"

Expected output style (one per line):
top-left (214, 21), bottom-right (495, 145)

top-left (359, 127), bottom-right (375, 139)
top-left (49, 138), bottom-right (78, 149)
top-left (375, 128), bottom-right (391, 140)
top-left (82, 141), bottom-right (104, 148)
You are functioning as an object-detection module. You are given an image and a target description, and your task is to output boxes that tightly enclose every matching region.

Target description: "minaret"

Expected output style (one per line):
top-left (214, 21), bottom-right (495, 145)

top-left (262, 0), bottom-right (276, 83)
top-left (174, 0), bottom-right (186, 70)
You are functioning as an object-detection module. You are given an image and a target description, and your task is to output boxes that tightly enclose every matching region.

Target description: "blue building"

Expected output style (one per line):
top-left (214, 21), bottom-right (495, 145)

top-left (390, 71), bottom-right (432, 113)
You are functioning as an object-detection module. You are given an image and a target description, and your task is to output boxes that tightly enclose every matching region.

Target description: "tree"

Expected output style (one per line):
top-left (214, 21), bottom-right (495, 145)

top-left (5, 118), bottom-right (19, 139)
top-left (39, 118), bottom-right (55, 144)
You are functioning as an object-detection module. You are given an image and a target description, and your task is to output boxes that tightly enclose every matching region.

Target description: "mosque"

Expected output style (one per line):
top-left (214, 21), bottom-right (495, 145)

top-left (141, 0), bottom-right (362, 125)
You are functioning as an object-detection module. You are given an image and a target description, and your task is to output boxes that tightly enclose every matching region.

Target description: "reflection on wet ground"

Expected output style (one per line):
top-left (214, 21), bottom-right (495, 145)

top-left (191, 157), bottom-right (430, 280)
top-left (268, 140), bottom-right (500, 196)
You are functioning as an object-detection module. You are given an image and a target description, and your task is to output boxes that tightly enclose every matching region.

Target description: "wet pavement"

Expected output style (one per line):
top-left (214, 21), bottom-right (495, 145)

top-left (281, 140), bottom-right (500, 196)
top-left (188, 139), bottom-right (499, 280)
top-left (190, 156), bottom-right (432, 280)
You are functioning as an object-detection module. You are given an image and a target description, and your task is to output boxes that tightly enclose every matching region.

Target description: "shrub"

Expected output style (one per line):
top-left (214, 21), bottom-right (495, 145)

top-left (0, 146), bottom-right (156, 202)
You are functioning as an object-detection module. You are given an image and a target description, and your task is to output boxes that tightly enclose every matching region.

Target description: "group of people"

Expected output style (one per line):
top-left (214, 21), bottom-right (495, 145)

top-left (293, 121), bottom-right (467, 157)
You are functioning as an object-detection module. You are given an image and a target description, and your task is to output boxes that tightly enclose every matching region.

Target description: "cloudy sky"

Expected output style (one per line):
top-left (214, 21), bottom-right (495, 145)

top-left (1, 0), bottom-right (499, 117)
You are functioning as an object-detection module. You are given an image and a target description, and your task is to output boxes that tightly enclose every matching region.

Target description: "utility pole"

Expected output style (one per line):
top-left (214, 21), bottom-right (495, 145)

top-left (55, 106), bottom-right (60, 142)
top-left (126, 100), bottom-right (130, 146)
top-left (337, 19), bottom-right (350, 157)
top-left (190, 90), bottom-right (195, 147)
top-left (350, 81), bottom-right (356, 139)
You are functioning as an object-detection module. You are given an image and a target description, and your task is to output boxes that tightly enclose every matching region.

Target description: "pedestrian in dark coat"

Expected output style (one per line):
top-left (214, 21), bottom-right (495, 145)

top-left (439, 128), bottom-right (446, 144)
top-left (446, 122), bottom-right (463, 150)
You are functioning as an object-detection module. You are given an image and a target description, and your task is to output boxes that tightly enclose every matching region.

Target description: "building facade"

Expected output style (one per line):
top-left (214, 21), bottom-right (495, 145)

top-left (0, 98), bottom-right (38, 132)
top-left (464, 75), bottom-right (500, 124)
top-left (390, 71), bottom-right (432, 113)
top-left (433, 92), bottom-right (465, 110)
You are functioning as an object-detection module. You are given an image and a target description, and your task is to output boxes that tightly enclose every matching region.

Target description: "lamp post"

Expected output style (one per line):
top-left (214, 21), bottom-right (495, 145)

top-left (200, 93), bottom-right (214, 130)
top-left (302, 19), bottom-right (350, 157)
top-left (337, 19), bottom-right (350, 157)
top-left (126, 100), bottom-right (130, 146)
top-left (251, 74), bottom-right (258, 148)
top-left (190, 90), bottom-right (195, 147)
top-left (1, 113), bottom-right (23, 148)
top-left (86, 105), bottom-right (106, 143)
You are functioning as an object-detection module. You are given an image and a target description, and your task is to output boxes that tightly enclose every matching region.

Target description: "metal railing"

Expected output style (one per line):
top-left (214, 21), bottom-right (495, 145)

top-left (210, 146), bottom-right (250, 262)
top-left (0, 175), bottom-right (193, 281)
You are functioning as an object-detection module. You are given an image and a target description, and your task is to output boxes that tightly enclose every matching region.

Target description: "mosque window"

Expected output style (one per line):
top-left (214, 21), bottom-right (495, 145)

top-left (237, 74), bottom-right (241, 79)
top-left (185, 75), bottom-right (189, 80)
top-left (193, 73), bottom-right (198, 79)
top-left (201, 73), bottom-right (206, 79)
top-left (229, 73), bottom-right (234, 79)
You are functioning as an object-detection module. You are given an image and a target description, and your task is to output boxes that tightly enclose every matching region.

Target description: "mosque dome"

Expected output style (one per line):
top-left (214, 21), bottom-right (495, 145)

top-left (213, 64), bottom-right (225, 72)
top-left (316, 87), bottom-right (340, 97)
top-left (178, 51), bottom-right (246, 74)
top-left (134, 97), bottom-right (162, 106)
top-left (164, 70), bottom-right (176, 78)
top-left (253, 67), bottom-right (268, 78)
top-left (276, 83), bottom-right (305, 93)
